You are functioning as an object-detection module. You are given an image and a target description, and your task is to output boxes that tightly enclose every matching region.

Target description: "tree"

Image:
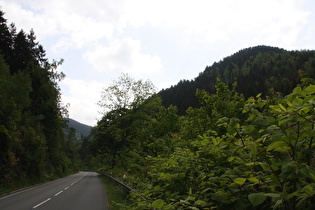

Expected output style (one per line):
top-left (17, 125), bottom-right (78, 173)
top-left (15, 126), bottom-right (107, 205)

top-left (98, 73), bottom-right (156, 112)
top-left (0, 9), bottom-right (76, 189)
top-left (0, 54), bottom-right (32, 185)
top-left (27, 29), bottom-right (47, 67)
top-left (94, 74), bottom-right (157, 170)
top-left (0, 11), bottom-right (13, 67)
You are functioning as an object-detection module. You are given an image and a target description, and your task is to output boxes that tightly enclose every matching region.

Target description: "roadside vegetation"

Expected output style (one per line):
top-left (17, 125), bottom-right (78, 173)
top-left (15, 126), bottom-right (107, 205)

top-left (100, 175), bottom-right (131, 209)
top-left (88, 73), bottom-right (315, 209)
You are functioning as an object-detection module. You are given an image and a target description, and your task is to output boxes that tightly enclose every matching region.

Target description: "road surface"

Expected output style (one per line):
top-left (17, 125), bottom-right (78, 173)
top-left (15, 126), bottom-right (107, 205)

top-left (0, 172), bottom-right (109, 210)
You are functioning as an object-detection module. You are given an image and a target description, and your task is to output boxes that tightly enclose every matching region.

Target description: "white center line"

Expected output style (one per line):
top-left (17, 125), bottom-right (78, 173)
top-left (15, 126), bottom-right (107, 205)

top-left (64, 186), bottom-right (69, 190)
top-left (33, 198), bottom-right (51, 209)
top-left (54, 190), bottom-right (63, 196)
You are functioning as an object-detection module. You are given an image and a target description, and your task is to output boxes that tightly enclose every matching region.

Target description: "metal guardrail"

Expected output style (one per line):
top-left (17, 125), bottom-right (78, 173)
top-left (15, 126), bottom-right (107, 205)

top-left (105, 174), bottom-right (134, 192)
top-left (100, 171), bottom-right (146, 201)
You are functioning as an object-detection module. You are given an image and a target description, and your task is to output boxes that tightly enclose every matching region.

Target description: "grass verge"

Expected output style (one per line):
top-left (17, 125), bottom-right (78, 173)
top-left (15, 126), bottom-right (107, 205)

top-left (101, 175), bottom-right (132, 209)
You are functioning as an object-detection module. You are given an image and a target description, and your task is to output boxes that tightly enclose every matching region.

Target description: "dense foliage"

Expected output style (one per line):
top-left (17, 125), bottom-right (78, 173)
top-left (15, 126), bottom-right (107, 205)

top-left (0, 10), bottom-right (78, 190)
top-left (159, 46), bottom-right (315, 115)
top-left (91, 65), bottom-right (315, 209)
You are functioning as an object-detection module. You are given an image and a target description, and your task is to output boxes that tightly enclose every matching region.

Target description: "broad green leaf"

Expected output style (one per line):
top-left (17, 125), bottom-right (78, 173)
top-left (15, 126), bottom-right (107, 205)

top-left (154, 185), bottom-right (161, 191)
top-left (227, 156), bottom-right (235, 162)
top-left (299, 166), bottom-right (312, 179)
top-left (302, 85), bottom-right (315, 95)
top-left (217, 117), bottom-right (228, 124)
top-left (259, 162), bottom-right (270, 171)
top-left (286, 100), bottom-right (293, 107)
top-left (244, 125), bottom-right (255, 134)
top-left (281, 161), bottom-right (298, 174)
top-left (301, 129), bottom-right (315, 139)
top-left (257, 100), bottom-right (266, 108)
top-left (200, 188), bottom-right (211, 194)
top-left (135, 203), bottom-right (149, 210)
top-left (151, 199), bottom-right (165, 209)
top-left (248, 193), bottom-right (267, 206)
top-left (180, 199), bottom-right (191, 205)
top-left (279, 118), bottom-right (293, 127)
top-left (278, 103), bottom-right (287, 111)
top-left (273, 199), bottom-right (283, 209)
top-left (212, 137), bottom-right (221, 146)
top-left (304, 94), bottom-right (315, 103)
top-left (227, 127), bottom-right (237, 135)
top-left (264, 193), bottom-right (280, 198)
top-left (229, 119), bottom-right (240, 129)
top-left (299, 106), bottom-right (311, 114)
top-left (248, 142), bottom-right (257, 155)
top-left (195, 200), bottom-right (207, 207)
top-left (267, 124), bottom-right (280, 131)
top-left (245, 162), bottom-right (260, 166)
top-left (267, 141), bottom-right (288, 152)
top-left (304, 185), bottom-right (314, 195)
top-left (248, 177), bottom-right (260, 183)
top-left (292, 97), bottom-right (303, 106)
top-left (292, 86), bottom-right (302, 93)
top-left (269, 105), bottom-right (282, 112)
top-left (287, 190), bottom-right (300, 199)
top-left (234, 178), bottom-right (246, 186)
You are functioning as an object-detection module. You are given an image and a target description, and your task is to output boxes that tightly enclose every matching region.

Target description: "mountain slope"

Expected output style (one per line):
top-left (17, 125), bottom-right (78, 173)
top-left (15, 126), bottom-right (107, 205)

top-left (65, 118), bottom-right (92, 138)
top-left (158, 45), bottom-right (315, 114)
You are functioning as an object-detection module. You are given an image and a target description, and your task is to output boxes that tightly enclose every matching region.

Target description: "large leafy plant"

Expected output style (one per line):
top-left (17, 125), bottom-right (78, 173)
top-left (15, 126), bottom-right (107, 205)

top-left (100, 79), bottom-right (315, 209)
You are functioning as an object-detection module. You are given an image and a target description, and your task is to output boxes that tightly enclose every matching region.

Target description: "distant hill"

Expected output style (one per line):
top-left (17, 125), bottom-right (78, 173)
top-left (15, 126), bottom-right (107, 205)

top-left (64, 118), bottom-right (92, 140)
top-left (158, 45), bottom-right (315, 115)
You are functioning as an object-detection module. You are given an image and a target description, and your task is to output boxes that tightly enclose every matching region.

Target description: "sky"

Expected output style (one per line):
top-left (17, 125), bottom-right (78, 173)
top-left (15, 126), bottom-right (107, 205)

top-left (1, 0), bottom-right (315, 126)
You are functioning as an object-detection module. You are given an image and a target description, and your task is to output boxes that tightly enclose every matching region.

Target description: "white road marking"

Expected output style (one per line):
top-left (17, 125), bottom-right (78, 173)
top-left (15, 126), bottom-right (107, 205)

top-left (54, 190), bottom-right (63, 196)
top-left (56, 172), bottom-right (88, 195)
top-left (33, 198), bottom-right (51, 209)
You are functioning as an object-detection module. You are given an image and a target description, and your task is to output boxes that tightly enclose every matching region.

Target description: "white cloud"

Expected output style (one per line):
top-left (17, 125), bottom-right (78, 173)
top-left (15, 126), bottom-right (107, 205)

top-left (60, 78), bottom-right (104, 126)
top-left (1, 0), bottom-right (314, 124)
top-left (1, 0), bottom-right (119, 50)
top-left (83, 38), bottom-right (162, 76)
top-left (2, 0), bottom-right (311, 50)
top-left (121, 0), bottom-right (310, 47)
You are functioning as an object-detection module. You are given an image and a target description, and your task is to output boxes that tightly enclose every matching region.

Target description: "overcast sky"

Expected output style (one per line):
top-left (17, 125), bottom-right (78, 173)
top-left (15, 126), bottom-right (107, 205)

top-left (1, 0), bottom-right (315, 126)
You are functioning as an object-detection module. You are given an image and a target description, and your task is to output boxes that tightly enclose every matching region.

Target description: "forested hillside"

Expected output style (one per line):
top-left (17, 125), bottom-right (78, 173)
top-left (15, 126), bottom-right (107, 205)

top-left (64, 118), bottom-right (92, 140)
top-left (0, 10), bottom-right (78, 191)
top-left (159, 46), bottom-right (315, 114)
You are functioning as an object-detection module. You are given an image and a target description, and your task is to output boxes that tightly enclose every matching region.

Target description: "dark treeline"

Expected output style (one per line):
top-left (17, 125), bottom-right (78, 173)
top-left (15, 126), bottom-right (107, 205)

top-left (0, 10), bottom-right (79, 191)
top-left (159, 46), bottom-right (315, 114)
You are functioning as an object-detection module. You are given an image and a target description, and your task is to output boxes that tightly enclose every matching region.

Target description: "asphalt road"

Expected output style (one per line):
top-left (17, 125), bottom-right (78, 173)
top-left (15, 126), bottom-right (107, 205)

top-left (0, 172), bottom-right (109, 210)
